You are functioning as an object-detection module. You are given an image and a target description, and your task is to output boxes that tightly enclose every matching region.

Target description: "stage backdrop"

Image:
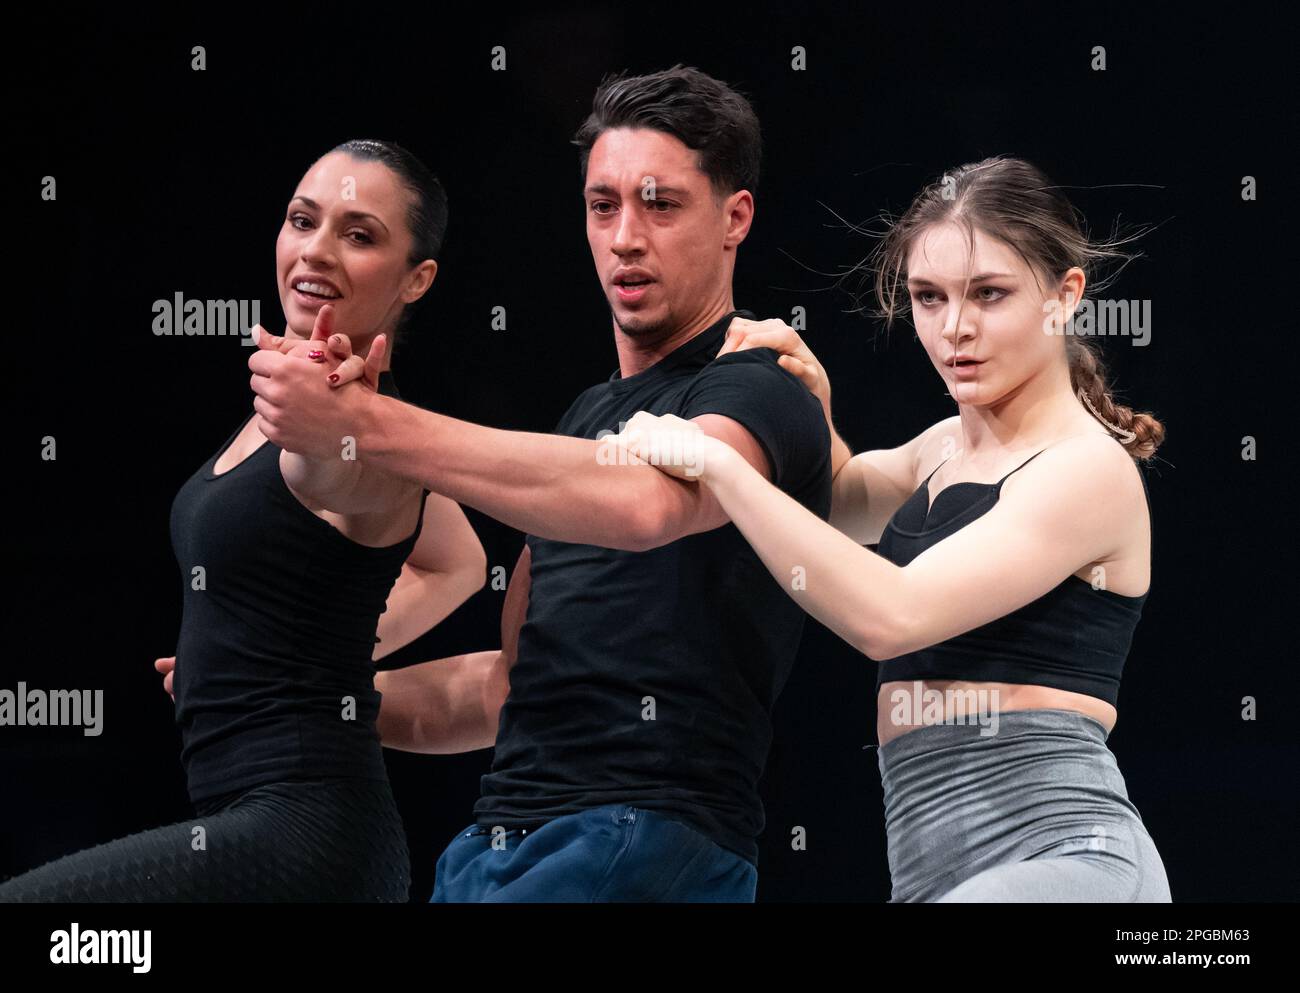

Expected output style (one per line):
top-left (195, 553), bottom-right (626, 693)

top-left (9, 6), bottom-right (1295, 901)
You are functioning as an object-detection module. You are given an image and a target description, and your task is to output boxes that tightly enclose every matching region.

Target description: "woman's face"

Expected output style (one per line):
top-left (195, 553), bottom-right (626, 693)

top-left (275, 151), bottom-right (434, 341)
top-left (905, 222), bottom-right (1074, 407)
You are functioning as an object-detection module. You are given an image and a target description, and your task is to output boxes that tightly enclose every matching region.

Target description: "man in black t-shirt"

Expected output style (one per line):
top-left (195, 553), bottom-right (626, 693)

top-left (473, 305), bottom-right (830, 870)
top-left (250, 67), bottom-right (832, 901)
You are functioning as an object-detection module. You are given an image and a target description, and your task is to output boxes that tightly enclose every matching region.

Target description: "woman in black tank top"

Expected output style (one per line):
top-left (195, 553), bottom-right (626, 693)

top-left (614, 157), bottom-right (1171, 901)
top-left (0, 141), bottom-right (483, 903)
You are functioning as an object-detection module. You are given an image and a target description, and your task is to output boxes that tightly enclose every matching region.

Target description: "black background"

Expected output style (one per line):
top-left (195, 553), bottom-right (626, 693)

top-left (8, 4), bottom-right (1296, 902)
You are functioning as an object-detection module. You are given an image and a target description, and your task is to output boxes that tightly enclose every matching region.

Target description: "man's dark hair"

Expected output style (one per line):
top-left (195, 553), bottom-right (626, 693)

top-left (572, 65), bottom-right (762, 199)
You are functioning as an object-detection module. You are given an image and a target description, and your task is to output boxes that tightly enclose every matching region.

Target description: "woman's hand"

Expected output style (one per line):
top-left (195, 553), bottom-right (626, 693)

top-left (717, 317), bottom-right (834, 426)
top-left (608, 410), bottom-right (733, 483)
top-left (253, 305), bottom-right (376, 502)
top-left (252, 305), bottom-right (351, 375)
top-left (322, 328), bottom-right (387, 390)
top-left (718, 315), bottom-right (856, 480)
top-left (154, 655), bottom-right (176, 703)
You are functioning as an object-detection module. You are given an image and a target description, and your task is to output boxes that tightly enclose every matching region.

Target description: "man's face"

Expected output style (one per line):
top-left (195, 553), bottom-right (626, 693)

top-left (583, 127), bottom-right (748, 341)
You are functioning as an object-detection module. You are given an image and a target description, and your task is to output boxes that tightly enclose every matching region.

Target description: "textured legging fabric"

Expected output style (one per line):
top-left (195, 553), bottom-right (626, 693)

top-left (0, 777), bottom-right (410, 903)
top-left (877, 708), bottom-right (1171, 903)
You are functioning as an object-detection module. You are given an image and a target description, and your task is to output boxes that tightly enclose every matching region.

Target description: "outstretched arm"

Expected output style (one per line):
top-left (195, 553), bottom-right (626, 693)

top-left (356, 401), bottom-right (772, 549)
top-left (249, 349), bottom-right (774, 551)
top-left (617, 420), bottom-right (1139, 661)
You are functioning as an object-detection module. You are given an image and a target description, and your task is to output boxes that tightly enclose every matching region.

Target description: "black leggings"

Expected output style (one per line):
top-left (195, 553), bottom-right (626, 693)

top-left (0, 777), bottom-right (410, 903)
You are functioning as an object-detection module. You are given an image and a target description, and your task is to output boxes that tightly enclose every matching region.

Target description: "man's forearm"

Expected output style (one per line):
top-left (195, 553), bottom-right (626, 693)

top-left (375, 649), bottom-right (509, 754)
top-left (357, 392), bottom-right (677, 549)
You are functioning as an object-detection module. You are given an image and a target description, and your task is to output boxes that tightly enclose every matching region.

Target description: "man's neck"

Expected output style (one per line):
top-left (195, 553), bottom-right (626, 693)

top-left (613, 297), bottom-right (735, 380)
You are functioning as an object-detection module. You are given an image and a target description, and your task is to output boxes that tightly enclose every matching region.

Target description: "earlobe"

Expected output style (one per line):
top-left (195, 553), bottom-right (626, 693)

top-left (403, 260), bottom-right (438, 303)
top-left (726, 190), bottom-right (755, 246)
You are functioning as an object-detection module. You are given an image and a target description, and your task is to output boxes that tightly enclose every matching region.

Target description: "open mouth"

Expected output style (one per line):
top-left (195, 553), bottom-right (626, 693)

top-left (291, 280), bottom-right (342, 301)
top-left (614, 276), bottom-right (654, 303)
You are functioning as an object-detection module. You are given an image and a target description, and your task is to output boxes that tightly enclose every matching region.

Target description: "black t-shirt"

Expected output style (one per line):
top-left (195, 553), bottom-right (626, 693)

top-left (474, 310), bottom-right (832, 864)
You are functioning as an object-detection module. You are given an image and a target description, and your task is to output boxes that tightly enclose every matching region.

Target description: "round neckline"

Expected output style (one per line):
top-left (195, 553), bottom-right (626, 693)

top-left (606, 309), bottom-right (751, 395)
top-left (205, 414), bottom-right (266, 481)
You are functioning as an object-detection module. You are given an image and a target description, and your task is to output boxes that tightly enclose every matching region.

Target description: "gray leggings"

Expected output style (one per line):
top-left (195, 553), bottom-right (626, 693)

top-left (877, 708), bottom-right (1171, 902)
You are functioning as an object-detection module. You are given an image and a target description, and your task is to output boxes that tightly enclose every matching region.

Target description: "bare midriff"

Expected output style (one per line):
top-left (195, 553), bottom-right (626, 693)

top-left (876, 679), bottom-right (1117, 747)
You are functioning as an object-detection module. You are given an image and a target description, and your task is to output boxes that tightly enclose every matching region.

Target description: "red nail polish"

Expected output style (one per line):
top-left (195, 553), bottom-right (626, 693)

top-left (308, 349), bottom-right (324, 360)
top-left (328, 373), bottom-right (339, 384)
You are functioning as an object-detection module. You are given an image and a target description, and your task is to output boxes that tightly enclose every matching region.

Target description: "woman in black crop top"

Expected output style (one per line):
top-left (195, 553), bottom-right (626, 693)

top-left (614, 157), bottom-right (1171, 901)
top-left (0, 141), bottom-right (486, 903)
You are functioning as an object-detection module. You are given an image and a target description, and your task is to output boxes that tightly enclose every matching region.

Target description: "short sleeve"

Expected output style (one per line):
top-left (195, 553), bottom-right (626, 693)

top-left (549, 388), bottom-right (596, 437)
top-left (678, 349), bottom-right (830, 496)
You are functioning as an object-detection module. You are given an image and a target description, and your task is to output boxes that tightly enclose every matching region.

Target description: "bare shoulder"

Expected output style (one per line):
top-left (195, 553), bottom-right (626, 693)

top-left (1004, 431), bottom-right (1150, 580)
top-left (1029, 431), bottom-right (1142, 495)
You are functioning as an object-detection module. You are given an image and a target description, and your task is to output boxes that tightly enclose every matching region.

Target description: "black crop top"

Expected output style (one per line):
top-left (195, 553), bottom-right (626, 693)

top-left (168, 371), bottom-right (427, 802)
top-left (874, 447), bottom-right (1149, 710)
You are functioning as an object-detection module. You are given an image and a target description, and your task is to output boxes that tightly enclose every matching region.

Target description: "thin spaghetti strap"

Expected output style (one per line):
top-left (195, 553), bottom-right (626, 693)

top-left (922, 456), bottom-right (952, 485)
top-left (995, 449), bottom-right (1048, 487)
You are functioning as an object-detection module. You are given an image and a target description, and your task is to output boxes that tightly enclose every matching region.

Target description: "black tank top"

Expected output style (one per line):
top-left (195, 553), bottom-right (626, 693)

top-left (874, 445), bottom-right (1149, 710)
top-left (168, 371), bottom-right (427, 802)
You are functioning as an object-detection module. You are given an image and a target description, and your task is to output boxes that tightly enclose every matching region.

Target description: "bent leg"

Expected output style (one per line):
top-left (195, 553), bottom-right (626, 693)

top-left (0, 817), bottom-right (223, 902)
top-left (1, 779), bottom-right (410, 903)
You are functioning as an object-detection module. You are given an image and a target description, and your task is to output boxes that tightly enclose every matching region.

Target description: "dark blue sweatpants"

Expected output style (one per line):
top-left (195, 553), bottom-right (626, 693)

top-left (430, 804), bottom-right (757, 902)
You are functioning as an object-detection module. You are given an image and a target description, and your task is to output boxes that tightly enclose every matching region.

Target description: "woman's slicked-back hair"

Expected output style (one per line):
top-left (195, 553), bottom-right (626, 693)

top-left (327, 138), bottom-right (448, 340)
top-left (330, 138), bottom-right (448, 262)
